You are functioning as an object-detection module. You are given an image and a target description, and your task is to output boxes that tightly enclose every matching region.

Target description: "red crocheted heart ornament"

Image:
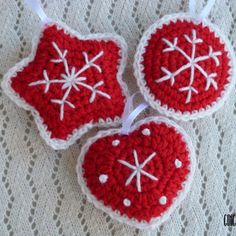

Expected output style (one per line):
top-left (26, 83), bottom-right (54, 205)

top-left (77, 117), bottom-right (195, 229)
top-left (134, 14), bottom-right (235, 120)
top-left (2, 21), bottom-right (128, 149)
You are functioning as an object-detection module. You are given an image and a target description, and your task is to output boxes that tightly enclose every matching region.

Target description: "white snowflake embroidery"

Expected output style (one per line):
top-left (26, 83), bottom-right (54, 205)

top-left (156, 29), bottom-right (222, 103)
top-left (29, 41), bottom-right (111, 120)
top-left (118, 149), bottom-right (158, 192)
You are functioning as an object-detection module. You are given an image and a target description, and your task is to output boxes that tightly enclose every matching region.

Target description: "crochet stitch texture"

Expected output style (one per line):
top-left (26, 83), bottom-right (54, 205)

top-left (2, 22), bottom-right (128, 149)
top-left (134, 14), bottom-right (235, 120)
top-left (77, 117), bottom-right (195, 229)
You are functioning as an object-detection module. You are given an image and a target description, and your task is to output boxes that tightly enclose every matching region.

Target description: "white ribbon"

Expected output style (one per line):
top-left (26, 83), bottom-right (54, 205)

top-left (189, 0), bottom-right (216, 21)
top-left (25, 0), bottom-right (51, 24)
top-left (120, 93), bottom-right (149, 135)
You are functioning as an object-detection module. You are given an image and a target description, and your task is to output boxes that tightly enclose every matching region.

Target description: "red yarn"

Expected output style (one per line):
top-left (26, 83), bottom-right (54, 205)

top-left (10, 25), bottom-right (125, 140)
top-left (83, 122), bottom-right (190, 222)
top-left (142, 20), bottom-right (230, 112)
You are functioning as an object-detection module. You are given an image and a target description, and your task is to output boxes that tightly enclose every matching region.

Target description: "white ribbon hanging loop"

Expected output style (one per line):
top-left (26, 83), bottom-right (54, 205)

top-left (120, 93), bottom-right (149, 135)
top-left (25, 0), bottom-right (51, 25)
top-left (189, 0), bottom-right (216, 21)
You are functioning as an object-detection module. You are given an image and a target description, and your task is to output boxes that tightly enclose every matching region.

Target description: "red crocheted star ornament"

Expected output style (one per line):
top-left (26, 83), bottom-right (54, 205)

top-left (135, 14), bottom-right (235, 120)
top-left (2, 22), bottom-right (128, 149)
top-left (77, 117), bottom-right (195, 229)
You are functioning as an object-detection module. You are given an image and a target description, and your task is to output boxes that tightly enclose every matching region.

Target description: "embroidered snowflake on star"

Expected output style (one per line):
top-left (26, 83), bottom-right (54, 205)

top-left (118, 149), bottom-right (158, 192)
top-left (29, 42), bottom-right (111, 120)
top-left (156, 29), bottom-right (222, 103)
top-left (2, 24), bottom-right (127, 148)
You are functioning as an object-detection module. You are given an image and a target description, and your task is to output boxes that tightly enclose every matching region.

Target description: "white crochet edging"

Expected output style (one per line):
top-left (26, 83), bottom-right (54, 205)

top-left (134, 13), bottom-right (236, 121)
top-left (76, 116), bottom-right (196, 230)
top-left (1, 20), bottom-right (129, 150)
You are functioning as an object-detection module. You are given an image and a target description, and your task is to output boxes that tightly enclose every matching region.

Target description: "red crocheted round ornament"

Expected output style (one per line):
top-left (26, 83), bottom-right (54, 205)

top-left (135, 15), bottom-right (234, 120)
top-left (78, 118), bottom-right (195, 228)
top-left (3, 22), bottom-right (127, 148)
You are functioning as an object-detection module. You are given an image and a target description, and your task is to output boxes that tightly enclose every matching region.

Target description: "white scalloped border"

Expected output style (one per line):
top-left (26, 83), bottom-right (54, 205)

top-left (1, 20), bottom-right (129, 150)
top-left (76, 116), bottom-right (196, 229)
top-left (134, 13), bottom-right (236, 121)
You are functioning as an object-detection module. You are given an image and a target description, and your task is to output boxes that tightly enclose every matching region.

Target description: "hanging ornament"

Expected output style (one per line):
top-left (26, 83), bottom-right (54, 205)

top-left (76, 96), bottom-right (196, 229)
top-left (134, 0), bottom-right (236, 120)
top-left (1, 0), bottom-right (128, 149)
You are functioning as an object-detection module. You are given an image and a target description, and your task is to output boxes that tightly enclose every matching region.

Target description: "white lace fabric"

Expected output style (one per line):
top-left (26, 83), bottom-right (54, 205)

top-left (0, 0), bottom-right (236, 235)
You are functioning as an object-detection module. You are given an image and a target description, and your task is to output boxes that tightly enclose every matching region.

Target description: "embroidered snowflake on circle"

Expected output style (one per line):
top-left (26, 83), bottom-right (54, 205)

top-left (2, 23), bottom-right (127, 149)
top-left (157, 29), bottom-right (221, 104)
top-left (135, 16), bottom-right (235, 120)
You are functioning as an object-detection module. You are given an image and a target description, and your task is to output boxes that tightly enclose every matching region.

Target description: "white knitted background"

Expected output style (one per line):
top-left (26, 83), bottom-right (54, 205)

top-left (0, 0), bottom-right (236, 235)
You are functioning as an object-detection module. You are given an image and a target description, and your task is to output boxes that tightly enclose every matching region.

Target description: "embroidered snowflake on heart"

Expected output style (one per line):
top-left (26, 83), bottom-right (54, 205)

top-left (29, 42), bottom-right (111, 120)
top-left (118, 149), bottom-right (158, 192)
top-left (78, 118), bottom-right (195, 227)
top-left (156, 29), bottom-right (222, 103)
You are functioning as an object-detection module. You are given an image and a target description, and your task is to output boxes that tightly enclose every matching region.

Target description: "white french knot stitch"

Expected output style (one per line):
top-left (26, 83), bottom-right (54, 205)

top-left (76, 116), bottom-right (196, 229)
